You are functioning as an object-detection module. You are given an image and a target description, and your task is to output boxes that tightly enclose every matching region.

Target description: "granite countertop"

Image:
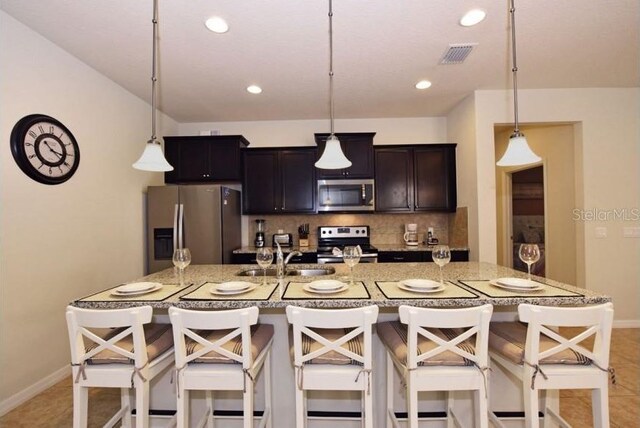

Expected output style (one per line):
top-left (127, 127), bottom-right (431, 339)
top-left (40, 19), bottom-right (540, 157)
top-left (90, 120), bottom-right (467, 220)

top-left (375, 244), bottom-right (470, 252)
top-left (234, 246), bottom-right (318, 254)
top-left (72, 262), bottom-right (610, 310)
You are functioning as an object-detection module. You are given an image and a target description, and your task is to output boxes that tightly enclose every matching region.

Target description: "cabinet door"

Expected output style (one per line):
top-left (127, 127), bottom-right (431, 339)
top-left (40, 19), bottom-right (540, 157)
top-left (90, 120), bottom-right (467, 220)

top-left (177, 139), bottom-right (212, 181)
top-left (242, 151), bottom-right (279, 214)
top-left (209, 140), bottom-right (242, 181)
top-left (280, 149), bottom-right (317, 213)
top-left (414, 146), bottom-right (457, 212)
top-left (374, 148), bottom-right (413, 212)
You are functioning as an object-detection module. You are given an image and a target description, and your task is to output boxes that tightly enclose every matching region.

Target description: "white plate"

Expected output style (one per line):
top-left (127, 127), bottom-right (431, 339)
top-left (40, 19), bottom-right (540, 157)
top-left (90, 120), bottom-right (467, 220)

top-left (216, 281), bottom-right (255, 292)
top-left (399, 279), bottom-right (442, 290)
top-left (115, 282), bottom-right (159, 293)
top-left (307, 279), bottom-right (347, 291)
top-left (495, 277), bottom-right (539, 289)
top-left (210, 283), bottom-right (257, 296)
top-left (397, 282), bottom-right (446, 294)
top-left (303, 283), bottom-right (349, 294)
top-left (112, 283), bottom-right (163, 296)
top-left (490, 280), bottom-right (544, 292)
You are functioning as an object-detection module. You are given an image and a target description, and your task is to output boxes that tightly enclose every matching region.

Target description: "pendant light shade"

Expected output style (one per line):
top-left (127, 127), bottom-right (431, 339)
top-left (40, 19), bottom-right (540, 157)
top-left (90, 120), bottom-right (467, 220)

top-left (496, 133), bottom-right (541, 166)
top-left (315, 135), bottom-right (352, 169)
top-left (315, 0), bottom-right (351, 170)
top-left (496, 0), bottom-right (541, 167)
top-left (133, 0), bottom-right (173, 172)
top-left (133, 139), bottom-right (174, 171)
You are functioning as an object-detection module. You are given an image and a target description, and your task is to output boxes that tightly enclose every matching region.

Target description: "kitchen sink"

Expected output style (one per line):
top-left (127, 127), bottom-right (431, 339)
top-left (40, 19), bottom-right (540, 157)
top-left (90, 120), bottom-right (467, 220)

top-left (237, 266), bottom-right (335, 277)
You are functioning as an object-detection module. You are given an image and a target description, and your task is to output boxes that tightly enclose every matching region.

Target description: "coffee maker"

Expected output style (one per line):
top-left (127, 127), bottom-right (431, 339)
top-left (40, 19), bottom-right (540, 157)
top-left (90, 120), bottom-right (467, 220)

top-left (403, 223), bottom-right (419, 246)
top-left (254, 219), bottom-right (266, 247)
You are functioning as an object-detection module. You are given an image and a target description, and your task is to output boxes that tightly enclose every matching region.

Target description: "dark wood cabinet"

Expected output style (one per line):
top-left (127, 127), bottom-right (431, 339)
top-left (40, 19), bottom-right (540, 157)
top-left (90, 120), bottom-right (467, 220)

top-left (379, 249), bottom-right (469, 263)
top-left (374, 144), bottom-right (456, 213)
top-left (164, 135), bottom-right (249, 183)
top-left (315, 133), bottom-right (375, 179)
top-left (242, 148), bottom-right (317, 214)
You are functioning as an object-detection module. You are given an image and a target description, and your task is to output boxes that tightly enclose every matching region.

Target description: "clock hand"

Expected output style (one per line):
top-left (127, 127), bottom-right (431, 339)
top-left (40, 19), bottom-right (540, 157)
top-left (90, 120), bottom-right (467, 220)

top-left (43, 140), bottom-right (63, 158)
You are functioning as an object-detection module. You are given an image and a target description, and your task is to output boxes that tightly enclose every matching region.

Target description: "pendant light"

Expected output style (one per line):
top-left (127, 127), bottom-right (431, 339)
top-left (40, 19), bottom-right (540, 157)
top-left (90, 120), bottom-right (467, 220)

top-left (496, 0), bottom-right (541, 167)
top-left (133, 0), bottom-right (174, 172)
top-left (315, 0), bottom-right (352, 170)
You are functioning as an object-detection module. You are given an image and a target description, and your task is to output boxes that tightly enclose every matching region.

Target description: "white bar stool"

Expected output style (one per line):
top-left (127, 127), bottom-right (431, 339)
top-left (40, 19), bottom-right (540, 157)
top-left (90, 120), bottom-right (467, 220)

top-left (65, 305), bottom-right (174, 428)
top-left (286, 305), bottom-right (379, 428)
top-left (377, 304), bottom-right (493, 428)
top-left (489, 302), bottom-right (614, 428)
top-left (168, 306), bottom-right (274, 428)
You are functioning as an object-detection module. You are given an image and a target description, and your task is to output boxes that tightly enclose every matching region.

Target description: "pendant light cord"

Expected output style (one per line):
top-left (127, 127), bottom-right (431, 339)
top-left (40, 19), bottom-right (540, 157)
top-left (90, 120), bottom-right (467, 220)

top-left (328, 0), bottom-right (335, 135)
top-left (150, 0), bottom-right (158, 143)
top-left (510, 0), bottom-right (521, 136)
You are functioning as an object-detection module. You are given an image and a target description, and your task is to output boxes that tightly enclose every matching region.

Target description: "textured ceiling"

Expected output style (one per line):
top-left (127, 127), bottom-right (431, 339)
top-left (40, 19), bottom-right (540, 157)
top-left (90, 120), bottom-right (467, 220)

top-left (1, 0), bottom-right (638, 123)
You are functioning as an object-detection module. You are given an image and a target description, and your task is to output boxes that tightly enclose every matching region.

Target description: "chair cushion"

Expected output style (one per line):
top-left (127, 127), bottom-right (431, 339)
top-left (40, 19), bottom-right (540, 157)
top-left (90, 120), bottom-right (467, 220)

top-left (377, 321), bottom-right (475, 367)
top-left (289, 327), bottom-right (364, 365)
top-left (188, 324), bottom-right (274, 364)
top-left (87, 323), bottom-right (173, 365)
top-left (489, 322), bottom-right (591, 365)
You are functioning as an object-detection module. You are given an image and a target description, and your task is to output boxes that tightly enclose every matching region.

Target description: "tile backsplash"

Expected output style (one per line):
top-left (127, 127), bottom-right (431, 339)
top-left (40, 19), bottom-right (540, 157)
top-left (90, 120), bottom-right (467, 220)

top-left (247, 207), bottom-right (468, 248)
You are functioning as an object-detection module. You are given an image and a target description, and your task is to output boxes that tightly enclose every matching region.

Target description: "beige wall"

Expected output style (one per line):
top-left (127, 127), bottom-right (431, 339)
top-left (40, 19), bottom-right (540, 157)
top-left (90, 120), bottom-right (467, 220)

top-left (0, 11), bottom-right (178, 407)
top-left (495, 125), bottom-right (577, 285)
top-left (178, 117), bottom-right (448, 147)
top-left (471, 88), bottom-right (640, 322)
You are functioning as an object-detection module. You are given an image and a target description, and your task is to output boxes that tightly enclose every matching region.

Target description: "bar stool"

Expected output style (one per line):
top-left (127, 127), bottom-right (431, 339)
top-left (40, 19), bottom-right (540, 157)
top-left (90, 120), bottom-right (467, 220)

top-left (168, 306), bottom-right (274, 428)
top-left (377, 304), bottom-right (493, 428)
top-left (286, 305), bottom-right (379, 428)
top-left (65, 305), bottom-right (174, 428)
top-left (489, 303), bottom-right (614, 428)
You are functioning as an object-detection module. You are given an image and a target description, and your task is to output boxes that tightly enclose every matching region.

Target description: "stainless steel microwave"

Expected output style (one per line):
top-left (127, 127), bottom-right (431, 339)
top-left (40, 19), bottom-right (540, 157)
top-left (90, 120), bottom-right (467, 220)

top-left (317, 179), bottom-right (375, 212)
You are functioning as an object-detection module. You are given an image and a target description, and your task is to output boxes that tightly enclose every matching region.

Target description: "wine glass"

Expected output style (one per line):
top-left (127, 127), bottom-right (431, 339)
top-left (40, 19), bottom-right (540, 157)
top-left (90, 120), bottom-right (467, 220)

top-left (519, 244), bottom-right (540, 280)
top-left (432, 245), bottom-right (451, 285)
top-left (172, 248), bottom-right (191, 287)
top-left (256, 247), bottom-right (274, 286)
top-left (343, 246), bottom-right (361, 286)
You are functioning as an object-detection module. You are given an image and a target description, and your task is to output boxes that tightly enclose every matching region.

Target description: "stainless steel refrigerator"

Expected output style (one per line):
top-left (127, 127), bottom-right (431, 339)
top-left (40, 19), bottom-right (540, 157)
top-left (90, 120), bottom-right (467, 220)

top-left (146, 185), bottom-right (241, 273)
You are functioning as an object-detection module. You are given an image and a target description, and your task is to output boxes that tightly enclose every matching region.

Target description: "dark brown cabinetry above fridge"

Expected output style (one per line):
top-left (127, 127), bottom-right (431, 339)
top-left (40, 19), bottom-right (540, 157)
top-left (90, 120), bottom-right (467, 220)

top-left (314, 132), bottom-right (375, 179)
top-left (164, 135), bottom-right (249, 184)
top-left (242, 147), bottom-right (317, 214)
top-left (375, 144), bottom-right (457, 213)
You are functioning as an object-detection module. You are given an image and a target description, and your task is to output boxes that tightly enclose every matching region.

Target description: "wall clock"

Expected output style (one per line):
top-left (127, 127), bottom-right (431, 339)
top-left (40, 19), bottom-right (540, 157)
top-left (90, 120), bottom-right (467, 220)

top-left (10, 114), bottom-right (80, 185)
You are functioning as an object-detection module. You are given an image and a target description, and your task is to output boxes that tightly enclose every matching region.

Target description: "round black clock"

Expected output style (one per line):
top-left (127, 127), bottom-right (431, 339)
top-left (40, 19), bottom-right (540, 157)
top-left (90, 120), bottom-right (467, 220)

top-left (10, 114), bottom-right (80, 185)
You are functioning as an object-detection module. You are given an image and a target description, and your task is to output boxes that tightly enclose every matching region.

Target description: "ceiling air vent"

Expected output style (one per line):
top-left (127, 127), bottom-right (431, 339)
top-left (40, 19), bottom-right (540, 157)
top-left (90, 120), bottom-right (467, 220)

top-left (440, 43), bottom-right (478, 64)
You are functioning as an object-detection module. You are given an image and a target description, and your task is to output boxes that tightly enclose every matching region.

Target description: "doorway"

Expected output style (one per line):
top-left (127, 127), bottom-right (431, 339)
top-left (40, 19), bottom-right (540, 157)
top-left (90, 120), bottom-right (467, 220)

top-left (510, 166), bottom-right (545, 275)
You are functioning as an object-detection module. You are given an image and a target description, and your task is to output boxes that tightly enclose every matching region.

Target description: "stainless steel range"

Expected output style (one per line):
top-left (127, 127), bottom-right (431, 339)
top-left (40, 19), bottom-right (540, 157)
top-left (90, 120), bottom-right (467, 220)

top-left (316, 226), bottom-right (378, 264)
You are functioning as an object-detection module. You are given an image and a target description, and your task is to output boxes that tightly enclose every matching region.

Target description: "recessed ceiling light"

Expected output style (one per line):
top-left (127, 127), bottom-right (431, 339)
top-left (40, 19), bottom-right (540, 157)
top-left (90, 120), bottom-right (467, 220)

top-left (415, 80), bottom-right (432, 90)
top-left (247, 85), bottom-right (262, 94)
top-left (205, 17), bottom-right (229, 33)
top-left (459, 9), bottom-right (486, 27)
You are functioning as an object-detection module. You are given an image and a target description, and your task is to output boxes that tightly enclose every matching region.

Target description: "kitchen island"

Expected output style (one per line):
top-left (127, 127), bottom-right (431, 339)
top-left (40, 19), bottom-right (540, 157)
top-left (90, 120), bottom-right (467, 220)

top-left (70, 262), bottom-right (610, 428)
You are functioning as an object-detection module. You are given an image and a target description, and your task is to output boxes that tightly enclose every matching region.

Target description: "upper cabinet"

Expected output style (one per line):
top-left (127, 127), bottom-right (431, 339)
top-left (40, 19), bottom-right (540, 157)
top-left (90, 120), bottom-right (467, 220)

top-left (314, 132), bottom-right (375, 179)
top-left (164, 135), bottom-right (249, 184)
top-left (375, 144), bottom-right (457, 213)
top-left (242, 147), bottom-right (317, 214)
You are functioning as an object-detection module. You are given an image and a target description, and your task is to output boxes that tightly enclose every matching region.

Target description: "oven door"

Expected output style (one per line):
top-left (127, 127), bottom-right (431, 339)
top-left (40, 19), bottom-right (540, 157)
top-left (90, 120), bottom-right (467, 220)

top-left (317, 253), bottom-right (378, 264)
top-left (317, 179), bottom-right (375, 212)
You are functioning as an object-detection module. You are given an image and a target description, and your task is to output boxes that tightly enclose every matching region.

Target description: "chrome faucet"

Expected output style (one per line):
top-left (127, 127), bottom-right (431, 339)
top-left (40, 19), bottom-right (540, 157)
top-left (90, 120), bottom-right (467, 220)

top-left (275, 242), bottom-right (303, 279)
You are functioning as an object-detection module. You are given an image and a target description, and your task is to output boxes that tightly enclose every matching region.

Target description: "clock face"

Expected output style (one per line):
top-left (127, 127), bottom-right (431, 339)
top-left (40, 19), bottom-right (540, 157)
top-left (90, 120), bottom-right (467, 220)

top-left (10, 114), bottom-right (80, 185)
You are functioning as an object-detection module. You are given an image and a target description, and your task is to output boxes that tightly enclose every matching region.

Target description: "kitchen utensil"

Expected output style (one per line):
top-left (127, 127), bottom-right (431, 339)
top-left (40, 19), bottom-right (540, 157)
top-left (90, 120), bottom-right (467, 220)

top-left (397, 282), bottom-right (445, 294)
top-left (489, 279), bottom-right (544, 292)
top-left (399, 279), bottom-right (441, 290)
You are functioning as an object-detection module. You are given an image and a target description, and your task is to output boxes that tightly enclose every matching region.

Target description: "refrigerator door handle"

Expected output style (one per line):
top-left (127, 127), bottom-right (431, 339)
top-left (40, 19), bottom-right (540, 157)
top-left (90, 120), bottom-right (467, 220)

top-left (178, 204), bottom-right (185, 249)
top-left (173, 204), bottom-right (179, 252)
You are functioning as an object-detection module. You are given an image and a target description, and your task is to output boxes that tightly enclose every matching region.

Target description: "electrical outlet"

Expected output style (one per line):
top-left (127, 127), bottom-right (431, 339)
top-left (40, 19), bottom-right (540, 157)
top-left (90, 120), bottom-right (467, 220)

top-left (595, 227), bottom-right (607, 238)
top-left (623, 227), bottom-right (640, 238)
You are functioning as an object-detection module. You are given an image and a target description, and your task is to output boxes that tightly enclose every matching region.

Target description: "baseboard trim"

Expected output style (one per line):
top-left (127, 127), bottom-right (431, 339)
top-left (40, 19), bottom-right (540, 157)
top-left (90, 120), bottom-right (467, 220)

top-left (0, 365), bottom-right (70, 416)
top-left (613, 320), bottom-right (640, 328)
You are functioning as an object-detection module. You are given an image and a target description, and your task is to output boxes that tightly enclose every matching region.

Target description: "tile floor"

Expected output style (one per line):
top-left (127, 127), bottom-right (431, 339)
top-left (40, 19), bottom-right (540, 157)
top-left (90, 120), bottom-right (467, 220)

top-left (1, 328), bottom-right (637, 427)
